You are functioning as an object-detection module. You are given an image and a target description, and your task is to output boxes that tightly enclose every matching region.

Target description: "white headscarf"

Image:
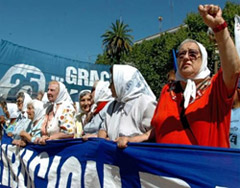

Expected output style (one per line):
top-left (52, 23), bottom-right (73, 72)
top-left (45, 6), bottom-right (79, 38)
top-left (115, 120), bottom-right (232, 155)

top-left (7, 103), bottom-right (18, 119)
top-left (54, 82), bottom-right (73, 104)
top-left (41, 92), bottom-right (49, 103)
top-left (175, 39), bottom-right (211, 108)
top-left (113, 65), bottom-right (156, 103)
top-left (94, 81), bottom-right (113, 104)
top-left (90, 81), bottom-right (113, 112)
top-left (52, 81), bottom-right (73, 113)
top-left (29, 99), bottom-right (45, 123)
top-left (22, 92), bottom-right (32, 112)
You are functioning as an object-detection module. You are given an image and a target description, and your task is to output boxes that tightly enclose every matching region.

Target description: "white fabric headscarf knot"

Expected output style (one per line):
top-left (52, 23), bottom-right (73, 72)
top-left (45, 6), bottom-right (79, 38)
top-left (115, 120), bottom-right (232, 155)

top-left (53, 81), bottom-right (73, 113)
top-left (175, 39), bottom-right (211, 108)
top-left (29, 99), bottom-right (45, 123)
top-left (113, 65), bottom-right (156, 103)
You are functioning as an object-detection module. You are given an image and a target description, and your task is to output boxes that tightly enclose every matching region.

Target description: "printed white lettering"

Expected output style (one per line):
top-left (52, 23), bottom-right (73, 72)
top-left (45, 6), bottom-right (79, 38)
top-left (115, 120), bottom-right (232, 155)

top-left (59, 157), bottom-right (82, 187)
top-left (47, 155), bottom-right (61, 188)
top-left (28, 152), bottom-right (49, 187)
top-left (19, 149), bottom-right (34, 188)
top-left (78, 68), bottom-right (89, 86)
top-left (89, 70), bottom-right (99, 86)
top-left (7, 145), bottom-right (21, 188)
top-left (66, 66), bottom-right (77, 85)
top-left (103, 164), bottom-right (122, 187)
top-left (100, 71), bottom-right (110, 80)
top-left (1, 144), bottom-right (10, 186)
top-left (139, 172), bottom-right (190, 188)
top-left (84, 161), bottom-right (101, 187)
top-left (65, 66), bottom-right (110, 87)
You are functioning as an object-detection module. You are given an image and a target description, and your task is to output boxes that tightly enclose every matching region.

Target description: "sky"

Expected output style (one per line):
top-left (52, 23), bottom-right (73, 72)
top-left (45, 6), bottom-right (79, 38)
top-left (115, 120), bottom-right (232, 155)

top-left (0, 0), bottom-right (238, 63)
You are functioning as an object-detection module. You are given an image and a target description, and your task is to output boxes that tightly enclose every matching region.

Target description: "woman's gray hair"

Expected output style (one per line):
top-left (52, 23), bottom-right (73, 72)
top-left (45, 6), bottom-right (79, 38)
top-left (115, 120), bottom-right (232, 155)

top-left (79, 90), bottom-right (91, 99)
top-left (17, 92), bottom-right (25, 100)
top-left (177, 39), bottom-right (202, 56)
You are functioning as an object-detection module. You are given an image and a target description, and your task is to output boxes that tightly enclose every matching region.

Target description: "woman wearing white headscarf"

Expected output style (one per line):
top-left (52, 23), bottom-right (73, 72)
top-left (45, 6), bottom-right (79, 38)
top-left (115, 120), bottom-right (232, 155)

top-left (91, 80), bottom-right (113, 113)
top-left (35, 81), bottom-right (75, 144)
top-left (98, 65), bottom-right (157, 147)
top-left (5, 103), bottom-right (18, 134)
top-left (41, 92), bottom-right (50, 109)
top-left (82, 80), bottom-right (113, 138)
top-left (12, 100), bottom-right (45, 146)
top-left (9, 92), bottom-right (32, 140)
top-left (16, 92), bottom-right (32, 120)
top-left (20, 100), bottom-right (45, 142)
top-left (151, 4), bottom-right (240, 147)
top-left (76, 90), bottom-right (92, 124)
top-left (74, 89), bottom-right (91, 138)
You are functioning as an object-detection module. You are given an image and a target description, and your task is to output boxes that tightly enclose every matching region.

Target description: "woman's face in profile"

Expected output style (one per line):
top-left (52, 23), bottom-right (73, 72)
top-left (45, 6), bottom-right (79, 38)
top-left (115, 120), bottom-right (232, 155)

top-left (27, 104), bottom-right (35, 121)
top-left (109, 74), bottom-right (117, 98)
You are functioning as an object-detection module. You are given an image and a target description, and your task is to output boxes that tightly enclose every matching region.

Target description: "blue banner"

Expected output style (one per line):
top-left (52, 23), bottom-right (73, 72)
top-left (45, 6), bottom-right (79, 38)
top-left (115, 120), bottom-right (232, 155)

top-left (172, 49), bottom-right (177, 71)
top-left (0, 40), bottom-right (110, 101)
top-left (0, 134), bottom-right (239, 188)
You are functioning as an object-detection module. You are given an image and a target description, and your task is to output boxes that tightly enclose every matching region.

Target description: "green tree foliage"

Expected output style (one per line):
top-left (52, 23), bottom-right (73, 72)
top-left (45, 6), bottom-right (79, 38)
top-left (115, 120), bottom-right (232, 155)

top-left (222, 1), bottom-right (240, 38)
top-left (96, 2), bottom-right (240, 97)
top-left (125, 27), bottom-right (189, 96)
top-left (100, 20), bottom-right (134, 64)
top-left (95, 52), bottom-right (112, 65)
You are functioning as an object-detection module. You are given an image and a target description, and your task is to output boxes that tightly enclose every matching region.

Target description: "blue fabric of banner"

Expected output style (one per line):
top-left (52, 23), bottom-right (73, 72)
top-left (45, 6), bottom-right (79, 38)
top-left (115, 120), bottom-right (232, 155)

top-left (0, 133), bottom-right (239, 188)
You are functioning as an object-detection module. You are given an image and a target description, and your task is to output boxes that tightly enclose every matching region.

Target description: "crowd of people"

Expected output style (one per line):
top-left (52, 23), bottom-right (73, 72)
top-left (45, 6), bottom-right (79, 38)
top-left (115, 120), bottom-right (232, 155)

top-left (0, 4), bottom-right (240, 149)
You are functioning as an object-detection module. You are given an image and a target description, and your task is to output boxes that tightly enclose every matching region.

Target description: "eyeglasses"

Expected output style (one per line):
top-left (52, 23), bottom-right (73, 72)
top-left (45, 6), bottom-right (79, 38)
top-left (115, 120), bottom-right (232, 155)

top-left (177, 49), bottom-right (200, 60)
top-left (16, 100), bottom-right (23, 104)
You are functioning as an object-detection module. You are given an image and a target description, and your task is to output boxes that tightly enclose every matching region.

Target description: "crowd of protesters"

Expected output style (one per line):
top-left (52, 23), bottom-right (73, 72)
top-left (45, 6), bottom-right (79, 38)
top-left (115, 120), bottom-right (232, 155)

top-left (0, 4), bottom-right (240, 149)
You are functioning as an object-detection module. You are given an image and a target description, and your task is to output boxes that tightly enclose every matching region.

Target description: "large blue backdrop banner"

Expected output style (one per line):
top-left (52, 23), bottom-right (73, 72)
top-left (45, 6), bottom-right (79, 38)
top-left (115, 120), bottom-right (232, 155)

top-left (0, 40), bottom-right (110, 101)
top-left (0, 133), bottom-right (239, 188)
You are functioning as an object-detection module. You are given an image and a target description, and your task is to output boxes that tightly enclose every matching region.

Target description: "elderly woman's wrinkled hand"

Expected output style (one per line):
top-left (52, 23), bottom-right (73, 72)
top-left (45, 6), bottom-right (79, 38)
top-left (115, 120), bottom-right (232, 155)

top-left (34, 135), bottom-right (49, 145)
top-left (20, 130), bottom-right (27, 139)
top-left (198, 4), bottom-right (225, 29)
top-left (115, 137), bottom-right (129, 148)
top-left (7, 132), bottom-right (13, 137)
top-left (12, 140), bottom-right (26, 147)
top-left (82, 133), bottom-right (97, 141)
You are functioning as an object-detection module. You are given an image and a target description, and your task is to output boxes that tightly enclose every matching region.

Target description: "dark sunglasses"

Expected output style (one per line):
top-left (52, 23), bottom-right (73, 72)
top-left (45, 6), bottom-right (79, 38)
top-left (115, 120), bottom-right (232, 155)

top-left (177, 49), bottom-right (200, 60)
top-left (16, 100), bottom-right (23, 104)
